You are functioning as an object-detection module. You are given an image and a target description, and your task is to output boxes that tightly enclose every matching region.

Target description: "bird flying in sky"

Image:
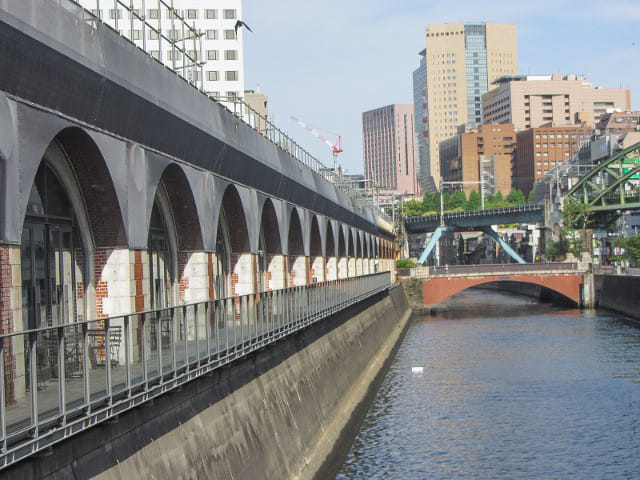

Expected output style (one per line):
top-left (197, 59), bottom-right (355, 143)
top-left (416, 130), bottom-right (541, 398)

top-left (235, 20), bottom-right (253, 35)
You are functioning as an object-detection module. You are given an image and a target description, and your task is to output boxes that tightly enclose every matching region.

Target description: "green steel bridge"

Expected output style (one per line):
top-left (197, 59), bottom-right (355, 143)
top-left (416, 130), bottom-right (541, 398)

top-left (568, 142), bottom-right (640, 213)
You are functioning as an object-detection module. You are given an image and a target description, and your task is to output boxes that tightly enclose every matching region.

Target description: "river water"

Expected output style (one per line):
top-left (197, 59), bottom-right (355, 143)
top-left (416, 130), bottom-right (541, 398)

top-left (337, 289), bottom-right (640, 479)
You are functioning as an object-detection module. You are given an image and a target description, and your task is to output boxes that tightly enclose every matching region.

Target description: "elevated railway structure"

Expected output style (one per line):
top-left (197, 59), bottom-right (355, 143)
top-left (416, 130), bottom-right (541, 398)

top-left (0, 0), bottom-right (396, 469)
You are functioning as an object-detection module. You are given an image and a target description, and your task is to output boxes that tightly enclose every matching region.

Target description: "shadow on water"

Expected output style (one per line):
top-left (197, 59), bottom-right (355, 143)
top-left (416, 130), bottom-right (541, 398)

top-left (427, 285), bottom-right (573, 320)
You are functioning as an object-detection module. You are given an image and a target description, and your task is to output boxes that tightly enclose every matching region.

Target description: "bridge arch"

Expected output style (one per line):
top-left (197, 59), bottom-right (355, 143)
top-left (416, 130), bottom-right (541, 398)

top-left (421, 275), bottom-right (582, 307)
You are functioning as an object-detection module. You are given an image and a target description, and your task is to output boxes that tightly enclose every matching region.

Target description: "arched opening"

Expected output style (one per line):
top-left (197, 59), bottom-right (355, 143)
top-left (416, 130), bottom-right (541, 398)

top-left (355, 231), bottom-right (363, 276)
top-left (288, 209), bottom-right (306, 287)
top-left (258, 199), bottom-right (283, 291)
top-left (215, 213), bottom-right (231, 299)
top-left (21, 162), bottom-right (86, 329)
top-left (347, 230), bottom-right (356, 277)
top-left (219, 186), bottom-right (252, 296)
top-left (148, 193), bottom-right (175, 310)
top-left (337, 226), bottom-right (347, 279)
top-left (326, 222), bottom-right (337, 281)
top-left (309, 216), bottom-right (323, 282)
top-left (20, 145), bottom-right (92, 399)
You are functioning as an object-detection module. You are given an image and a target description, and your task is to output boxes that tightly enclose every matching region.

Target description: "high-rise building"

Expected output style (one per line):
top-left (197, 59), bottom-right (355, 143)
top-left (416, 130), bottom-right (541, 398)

top-left (412, 22), bottom-right (518, 191)
top-left (78, 0), bottom-right (245, 103)
top-left (362, 104), bottom-right (418, 196)
top-left (483, 74), bottom-right (630, 129)
top-left (440, 124), bottom-right (516, 196)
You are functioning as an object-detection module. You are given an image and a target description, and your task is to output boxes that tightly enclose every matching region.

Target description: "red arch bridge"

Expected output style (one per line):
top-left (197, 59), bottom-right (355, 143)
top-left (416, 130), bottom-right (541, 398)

top-left (411, 263), bottom-right (589, 307)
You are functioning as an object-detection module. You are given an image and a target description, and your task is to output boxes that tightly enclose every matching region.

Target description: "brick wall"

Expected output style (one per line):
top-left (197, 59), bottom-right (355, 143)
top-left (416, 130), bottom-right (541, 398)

top-left (0, 246), bottom-right (16, 403)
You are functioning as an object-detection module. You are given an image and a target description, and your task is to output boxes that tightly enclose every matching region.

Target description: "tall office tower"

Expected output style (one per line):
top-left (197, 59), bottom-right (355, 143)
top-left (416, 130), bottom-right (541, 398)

top-left (78, 0), bottom-right (245, 103)
top-left (483, 74), bottom-right (631, 129)
top-left (412, 22), bottom-right (517, 191)
top-left (362, 104), bottom-right (418, 196)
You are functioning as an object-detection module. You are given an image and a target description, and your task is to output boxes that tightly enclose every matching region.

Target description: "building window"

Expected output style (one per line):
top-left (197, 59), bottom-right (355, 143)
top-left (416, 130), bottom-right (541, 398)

top-left (206, 30), bottom-right (218, 40)
top-left (224, 50), bottom-right (238, 60)
top-left (207, 71), bottom-right (219, 81)
top-left (187, 70), bottom-right (201, 82)
top-left (186, 9), bottom-right (198, 19)
top-left (224, 30), bottom-right (236, 40)
top-left (148, 9), bottom-right (158, 19)
top-left (109, 9), bottom-right (122, 19)
top-left (207, 50), bottom-right (218, 60)
top-left (225, 71), bottom-right (238, 81)
top-left (149, 30), bottom-right (159, 40)
top-left (167, 50), bottom-right (182, 61)
top-left (168, 9), bottom-right (179, 19)
top-left (130, 29), bottom-right (141, 40)
top-left (223, 9), bottom-right (237, 19)
top-left (205, 9), bottom-right (218, 19)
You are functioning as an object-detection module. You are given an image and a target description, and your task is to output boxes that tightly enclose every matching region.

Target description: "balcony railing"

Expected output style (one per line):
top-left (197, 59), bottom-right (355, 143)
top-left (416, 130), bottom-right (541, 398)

top-left (0, 272), bottom-right (391, 468)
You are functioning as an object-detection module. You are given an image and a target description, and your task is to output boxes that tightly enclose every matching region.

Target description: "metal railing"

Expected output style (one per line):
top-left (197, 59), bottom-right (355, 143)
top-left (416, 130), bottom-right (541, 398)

top-left (0, 272), bottom-right (391, 468)
top-left (428, 262), bottom-right (580, 277)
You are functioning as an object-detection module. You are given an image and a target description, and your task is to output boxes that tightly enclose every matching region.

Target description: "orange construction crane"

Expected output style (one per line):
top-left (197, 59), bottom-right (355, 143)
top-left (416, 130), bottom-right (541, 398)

top-left (290, 115), bottom-right (343, 170)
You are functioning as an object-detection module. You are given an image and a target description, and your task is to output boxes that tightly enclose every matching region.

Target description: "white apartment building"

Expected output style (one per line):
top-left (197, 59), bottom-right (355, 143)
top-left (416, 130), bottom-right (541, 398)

top-left (77, 0), bottom-right (245, 102)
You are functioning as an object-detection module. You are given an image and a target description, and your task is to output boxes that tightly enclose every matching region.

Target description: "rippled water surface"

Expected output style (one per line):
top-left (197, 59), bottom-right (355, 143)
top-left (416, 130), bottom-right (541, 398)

top-left (337, 289), bottom-right (640, 479)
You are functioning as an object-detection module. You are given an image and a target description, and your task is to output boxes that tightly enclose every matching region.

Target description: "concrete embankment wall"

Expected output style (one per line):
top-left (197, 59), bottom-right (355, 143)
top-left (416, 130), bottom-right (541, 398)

top-left (7, 285), bottom-right (412, 480)
top-left (598, 275), bottom-right (640, 321)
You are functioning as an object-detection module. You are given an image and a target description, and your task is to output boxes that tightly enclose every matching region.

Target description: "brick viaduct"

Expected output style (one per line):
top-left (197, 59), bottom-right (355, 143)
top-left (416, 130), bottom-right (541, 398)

top-left (0, 1), bottom-right (395, 400)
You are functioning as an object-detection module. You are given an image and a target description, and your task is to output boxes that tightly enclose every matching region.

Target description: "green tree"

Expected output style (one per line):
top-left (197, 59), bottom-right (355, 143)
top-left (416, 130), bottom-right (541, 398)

top-left (506, 189), bottom-right (526, 205)
top-left (449, 190), bottom-right (467, 210)
top-left (403, 199), bottom-right (424, 217)
top-left (562, 199), bottom-right (593, 257)
top-left (545, 238), bottom-right (567, 261)
top-left (422, 192), bottom-right (440, 213)
top-left (396, 259), bottom-right (416, 268)
top-left (466, 190), bottom-right (482, 210)
top-left (528, 190), bottom-right (535, 204)
top-left (612, 235), bottom-right (640, 267)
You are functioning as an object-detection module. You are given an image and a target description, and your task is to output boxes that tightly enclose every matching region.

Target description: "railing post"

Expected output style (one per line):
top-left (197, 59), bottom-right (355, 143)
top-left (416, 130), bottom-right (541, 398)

top-left (29, 331), bottom-right (38, 431)
top-left (57, 326), bottom-right (66, 422)
top-left (0, 337), bottom-right (6, 453)
top-left (124, 315), bottom-right (131, 395)
top-left (141, 313), bottom-right (148, 388)
top-left (105, 319), bottom-right (112, 403)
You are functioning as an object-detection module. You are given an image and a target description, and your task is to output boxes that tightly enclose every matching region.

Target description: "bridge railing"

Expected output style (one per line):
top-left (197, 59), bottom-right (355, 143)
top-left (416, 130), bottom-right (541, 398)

top-left (0, 272), bottom-right (390, 469)
top-left (428, 262), bottom-right (579, 277)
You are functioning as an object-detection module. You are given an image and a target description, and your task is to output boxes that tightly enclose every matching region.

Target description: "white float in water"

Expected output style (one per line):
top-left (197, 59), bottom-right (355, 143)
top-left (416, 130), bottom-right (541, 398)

top-left (411, 366), bottom-right (424, 373)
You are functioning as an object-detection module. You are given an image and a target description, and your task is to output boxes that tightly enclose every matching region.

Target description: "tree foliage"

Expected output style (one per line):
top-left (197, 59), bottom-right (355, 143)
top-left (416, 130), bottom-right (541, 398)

top-left (396, 259), bottom-right (416, 268)
top-left (402, 189), bottom-right (531, 218)
top-left (612, 235), bottom-right (640, 267)
top-left (545, 238), bottom-right (567, 261)
top-left (561, 199), bottom-right (593, 257)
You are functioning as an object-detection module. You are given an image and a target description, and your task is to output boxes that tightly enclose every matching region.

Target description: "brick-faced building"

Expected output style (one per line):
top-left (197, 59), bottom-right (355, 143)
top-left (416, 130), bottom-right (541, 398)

top-left (440, 123), bottom-right (516, 196)
top-left (514, 124), bottom-right (592, 196)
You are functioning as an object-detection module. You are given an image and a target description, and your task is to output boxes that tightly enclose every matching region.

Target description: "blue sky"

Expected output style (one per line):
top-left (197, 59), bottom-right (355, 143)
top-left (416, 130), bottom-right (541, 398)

top-left (243, 0), bottom-right (640, 175)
